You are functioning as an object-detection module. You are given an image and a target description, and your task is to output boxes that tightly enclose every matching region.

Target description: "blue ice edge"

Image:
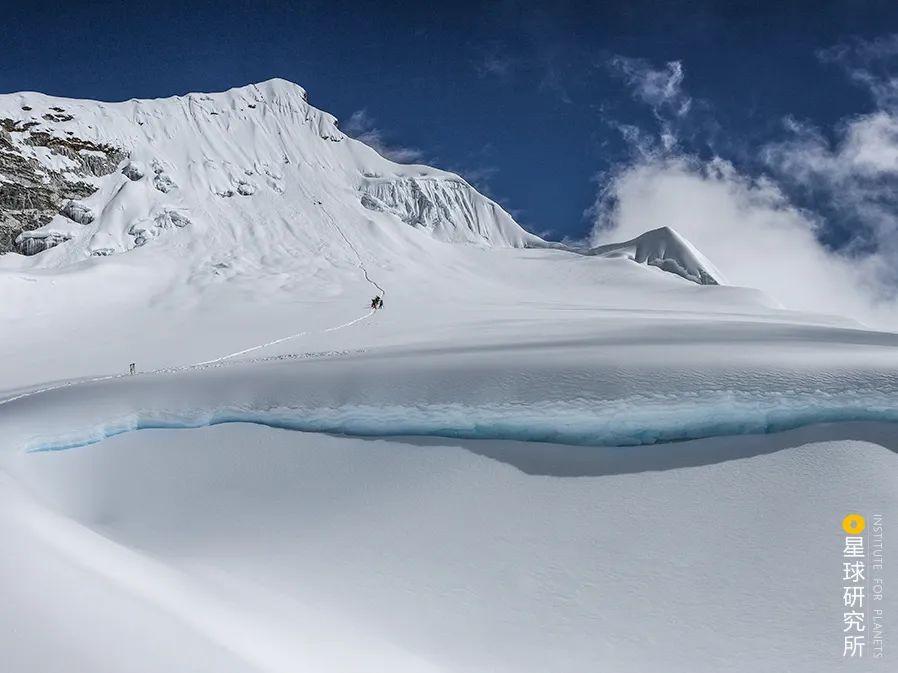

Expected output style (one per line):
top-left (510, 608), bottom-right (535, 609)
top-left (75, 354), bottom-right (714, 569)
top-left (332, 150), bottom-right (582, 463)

top-left (22, 394), bottom-right (898, 453)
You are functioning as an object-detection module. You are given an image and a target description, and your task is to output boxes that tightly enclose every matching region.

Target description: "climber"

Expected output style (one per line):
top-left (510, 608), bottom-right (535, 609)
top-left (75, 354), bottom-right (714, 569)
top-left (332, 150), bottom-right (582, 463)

top-left (129, 362), bottom-right (136, 375)
top-left (371, 295), bottom-right (381, 310)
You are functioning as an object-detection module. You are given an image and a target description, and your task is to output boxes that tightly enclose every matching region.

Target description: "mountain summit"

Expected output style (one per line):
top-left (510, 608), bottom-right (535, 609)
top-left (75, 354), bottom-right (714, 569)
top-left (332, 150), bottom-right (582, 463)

top-left (0, 79), bottom-right (725, 289)
top-left (0, 79), bottom-right (538, 266)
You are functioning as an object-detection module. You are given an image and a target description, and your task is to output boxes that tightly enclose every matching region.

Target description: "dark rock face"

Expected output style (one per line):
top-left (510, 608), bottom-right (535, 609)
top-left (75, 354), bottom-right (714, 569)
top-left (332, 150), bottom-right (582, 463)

top-left (23, 129), bottom-right (127, 176)
top-left (0, 118), bottom-right (128, 254)
top-left (42, 112), bottom-right (74, 123)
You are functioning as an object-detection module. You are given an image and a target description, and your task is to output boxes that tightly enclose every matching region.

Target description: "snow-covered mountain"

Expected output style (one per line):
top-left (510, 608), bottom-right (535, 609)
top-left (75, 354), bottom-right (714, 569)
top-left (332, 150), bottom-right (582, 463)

top-left (0, 79), bottom-right (732, 295)
top-left (0, 79), bottom-right (538, 266)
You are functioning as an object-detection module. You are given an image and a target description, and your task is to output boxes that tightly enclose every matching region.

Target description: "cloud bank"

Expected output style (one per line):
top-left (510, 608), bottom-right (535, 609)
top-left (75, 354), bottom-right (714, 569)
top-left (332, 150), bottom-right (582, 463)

top-left (593, 46), bottom-right (898, 329)
top-left (593, 157), bottom-right (895, 325)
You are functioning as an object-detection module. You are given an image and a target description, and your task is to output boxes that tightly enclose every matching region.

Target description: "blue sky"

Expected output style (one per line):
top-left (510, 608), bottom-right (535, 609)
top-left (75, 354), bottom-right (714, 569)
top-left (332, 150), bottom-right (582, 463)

top-left (3, 0), bottom-right (898, 252)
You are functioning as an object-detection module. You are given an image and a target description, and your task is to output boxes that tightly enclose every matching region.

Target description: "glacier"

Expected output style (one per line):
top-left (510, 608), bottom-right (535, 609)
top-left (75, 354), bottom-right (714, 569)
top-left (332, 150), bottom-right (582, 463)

top-left (0, 79), bottom-right (895, 673)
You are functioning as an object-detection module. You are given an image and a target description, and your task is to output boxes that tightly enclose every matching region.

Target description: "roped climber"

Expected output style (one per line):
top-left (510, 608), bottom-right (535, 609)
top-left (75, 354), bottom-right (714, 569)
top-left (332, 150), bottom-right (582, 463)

top-left (371, 295), bottom-right (382, 310)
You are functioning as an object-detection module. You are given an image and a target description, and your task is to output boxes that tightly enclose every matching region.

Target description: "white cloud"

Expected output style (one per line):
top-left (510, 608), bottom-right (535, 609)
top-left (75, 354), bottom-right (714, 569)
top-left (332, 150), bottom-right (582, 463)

top-left (762, 113), bottom-right (898, 268)
top-left (609, 56), bottom-right (692, 118)
top-left (607, 122), bottom-right (657, 159)
top-left (607, 56), bottom-right (694, 153)
top-left (342, 109), bottom-right (424, 164)
top-left (841, 112), bottom-right (898, 173)
top-left (818, 34), bottom-right (898, 109)
top-left (593, 43), bottom-right (898, 328)
top-left (765, 112), bottom-right (898, 183)
top-left (762, 36), bottom-right (898, 283)
top-left (591, 156), bottom-right (898, 328)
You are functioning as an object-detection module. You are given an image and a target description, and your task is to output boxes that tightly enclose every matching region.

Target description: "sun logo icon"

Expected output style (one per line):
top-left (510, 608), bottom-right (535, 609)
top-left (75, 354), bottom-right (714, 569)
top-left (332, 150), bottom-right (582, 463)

top-left (841, 513), bottom-right (866, 535)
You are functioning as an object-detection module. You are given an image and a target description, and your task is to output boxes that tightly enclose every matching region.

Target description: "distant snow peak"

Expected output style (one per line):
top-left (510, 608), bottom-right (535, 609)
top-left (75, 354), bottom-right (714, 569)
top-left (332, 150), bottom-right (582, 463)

top-left (589, 226), bottom-right (724, 285)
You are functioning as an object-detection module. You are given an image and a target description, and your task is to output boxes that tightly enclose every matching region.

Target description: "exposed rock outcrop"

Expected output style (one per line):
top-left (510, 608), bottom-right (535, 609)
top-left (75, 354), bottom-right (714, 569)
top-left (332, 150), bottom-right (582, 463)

top-left (0, 118), bottom-right (127, 254)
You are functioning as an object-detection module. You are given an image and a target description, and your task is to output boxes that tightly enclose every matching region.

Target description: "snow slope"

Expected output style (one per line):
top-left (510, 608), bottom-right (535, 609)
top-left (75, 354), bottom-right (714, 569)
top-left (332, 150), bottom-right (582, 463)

top-left (0, 80), bottom-right (895, 672)
top-left (4, 425), bottom-right (895, 673)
